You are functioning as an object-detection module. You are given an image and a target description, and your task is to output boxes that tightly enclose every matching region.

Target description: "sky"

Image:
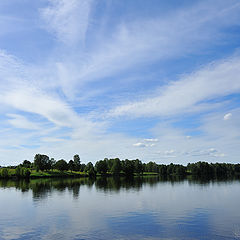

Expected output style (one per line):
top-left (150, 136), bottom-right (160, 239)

top-left (0, 0), bottom-right (240, 166)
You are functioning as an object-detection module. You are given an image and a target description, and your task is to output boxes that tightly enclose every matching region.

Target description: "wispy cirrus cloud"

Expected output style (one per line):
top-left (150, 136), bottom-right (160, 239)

top-left (183, 148), bottom-right (225, 158)
top-left (109, 56), bottom-right (240, 118)
top-left (0, 0), bottom-right (240, 165)
top-left (6, 114), bottom-right (40, 130)
top-left (58, 0), bottom-right (240, 87)
top-left (38, 0), bottom-right (240, 106)
top-left (40, 0), bottom-right (93, 45)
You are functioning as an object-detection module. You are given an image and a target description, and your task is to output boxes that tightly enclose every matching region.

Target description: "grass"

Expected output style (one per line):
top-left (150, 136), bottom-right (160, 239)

top-left (1, 168), bottom-right (161, 179)
top-left (0, 168), bottom-right (89, 179)
top-left (136, 172), bottom-right (159, 176)
top-left (30, 170), bottom-right (88, 178)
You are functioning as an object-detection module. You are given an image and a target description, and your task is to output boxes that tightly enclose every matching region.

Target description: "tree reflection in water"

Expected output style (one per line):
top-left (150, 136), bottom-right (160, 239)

top-left (0, 175), bottom-right (239, 201)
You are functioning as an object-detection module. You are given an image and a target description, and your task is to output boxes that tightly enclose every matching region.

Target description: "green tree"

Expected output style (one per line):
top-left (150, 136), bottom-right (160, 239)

top-left (34, 154), bottom-right (50, 171)
top-left (88, 167), bottom-right (96, 178)
top-left (122, 159), bottom-right (134, 176)
top-left (133, 159), bottom-right (143, 174)
top-left (22, 160), bottom-right (31, 168)
top-left (73, 154), bottom-right (81, 171)
top-left (0, 168), bottom-right (9, 178)
top-left (146, 161), bottom-right (157, 172)
top-left (111, 158), bottom-right (121, 175)
top-left (49, 158), bottom-right (56, 171)
top-left (55, 159), bottom-right (68, 172)
top-left (80, 163), bottom-right (86, 172)
top-left (15, 166), bottom-right (21, 177)
top-left (167, 163), bottom-right (174, 175)
top-left (159, 164), bottom-right (167, 175)
top-left (105, 158), bottom-right (113, 172)
top-left (95, 160), bottom-right (108, 174)
top-left (15, 166), bottom-right (30, 178)
top-left (21, 168), bottom-right (31, 178)
top-left (84, 162), bottom-right (95, 177)
top-left (84, 162), bottom-right (94, 172)
top-left (68, 160), bottom-right (74, 172)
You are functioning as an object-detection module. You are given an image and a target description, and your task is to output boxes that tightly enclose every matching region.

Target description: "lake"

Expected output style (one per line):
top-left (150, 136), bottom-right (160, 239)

top-left (0, 176), bottom-right (240, 240)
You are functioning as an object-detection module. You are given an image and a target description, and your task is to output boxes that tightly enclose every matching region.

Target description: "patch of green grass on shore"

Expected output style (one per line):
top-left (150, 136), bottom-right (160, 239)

top-left (1, 168), bottom-right (160, 179)
top-left (0, 168), bottom-right (89, 179)
top-left (30, 170), bottom-right (88, 178)
top-left (141, 172), bottom-right (159, 175)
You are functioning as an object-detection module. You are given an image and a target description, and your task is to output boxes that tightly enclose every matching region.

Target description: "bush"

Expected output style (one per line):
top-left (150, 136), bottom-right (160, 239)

top-left (15, 166), bottom-right (31, 178)
top-left (15, 166), bottom-right (21, 177)
top-left (22, 168), bottom-right (31, 178)
top-left (0, 168), bottom-right (9, 178)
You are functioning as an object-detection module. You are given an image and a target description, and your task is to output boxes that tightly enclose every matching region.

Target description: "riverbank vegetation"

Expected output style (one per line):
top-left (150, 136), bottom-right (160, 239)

top-left (0, 153), bottom-right (240, 179)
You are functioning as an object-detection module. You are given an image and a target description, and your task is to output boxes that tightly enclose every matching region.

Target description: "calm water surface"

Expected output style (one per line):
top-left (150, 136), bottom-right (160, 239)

top-left (0, 177), bottom-right (240, 240)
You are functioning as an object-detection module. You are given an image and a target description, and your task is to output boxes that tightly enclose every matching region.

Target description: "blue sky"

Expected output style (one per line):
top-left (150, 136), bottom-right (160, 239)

top-left (0, 0), bottom-right (240, 165)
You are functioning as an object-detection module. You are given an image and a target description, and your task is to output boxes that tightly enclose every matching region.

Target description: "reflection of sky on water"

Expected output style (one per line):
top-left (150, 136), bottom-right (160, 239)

top-left (174, 210), bottom-right (211, 239)
top-left (107, 210), bottom-right (212, 239)
top-left (0, 178), bottom-right (240, 240)
top-left (108, 212), bottom-right (163, 237)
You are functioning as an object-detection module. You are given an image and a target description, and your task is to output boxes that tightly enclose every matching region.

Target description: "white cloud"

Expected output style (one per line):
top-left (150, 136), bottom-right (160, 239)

top-left (0, 50), bottom-right (26, 85)
top-left (149, 144), bottom-right (156, 147)
top-left (109, 56), bottom-right (240, 118)
top-left (201, 109), bottom-right (240, 140)
top-left (224, 113), bottom-right (232, 120)
top-left (154, 150), bottom-right (176, 158)
top-left (41, 0), bottom-right (93, 45)
top-left (1, 1), bottom-right (240, 166)
top-left (6, 114), bottom-right (40, 130)
top-left (143, 109), bottom-right (240, 164)
top-left (214, 153), bottom-right (226, 157)
top-left (165, 149), bottom-right (175, 155)
top-left (144, 138), bottom-right (158, 142)
top-left (133, 141), bottom-right (157, 148)
top-left (183, 148), bottom-right (225, 158)
top-left (133, 142), bottom-right (147, 148)
top-left (3, 88), bottom-right (76, 127)
top-left (1, 48), bottom-right (238, 165)
top-left (60, 0), bottom-right (240, 88)
top-left (1, 62), bottom-right (94, 129)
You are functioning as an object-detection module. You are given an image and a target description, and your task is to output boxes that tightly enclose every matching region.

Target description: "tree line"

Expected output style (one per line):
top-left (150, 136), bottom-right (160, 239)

top-left (1, 153), bottom-right (240, 178)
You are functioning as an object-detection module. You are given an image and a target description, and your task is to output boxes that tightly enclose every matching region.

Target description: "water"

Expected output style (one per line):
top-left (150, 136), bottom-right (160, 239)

top-left (0, 177), bottom-right (240, 240)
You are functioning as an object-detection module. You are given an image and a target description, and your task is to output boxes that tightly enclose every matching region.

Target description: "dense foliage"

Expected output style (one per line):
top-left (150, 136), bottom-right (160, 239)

top-left (0, 153), bottom-right (240, 179)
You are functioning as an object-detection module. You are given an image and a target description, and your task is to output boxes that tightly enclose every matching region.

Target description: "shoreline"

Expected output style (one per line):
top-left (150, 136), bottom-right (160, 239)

top-left (0, 170), bottom-right (163, 180)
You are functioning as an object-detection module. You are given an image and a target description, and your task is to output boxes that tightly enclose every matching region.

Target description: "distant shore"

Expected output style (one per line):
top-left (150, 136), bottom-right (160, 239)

top-left (0, 168), bottom-right (160, 179)
top-left (1, 154), bottom-right (240, 180)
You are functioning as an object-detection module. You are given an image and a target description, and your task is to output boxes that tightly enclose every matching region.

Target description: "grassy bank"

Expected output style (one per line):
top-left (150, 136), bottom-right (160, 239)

top-left (0, 168), bottom-right (89, 179)
top-left (30, 170), bottom-right (88, 178)
top-left (0, 168), bottom-right (161, 179)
